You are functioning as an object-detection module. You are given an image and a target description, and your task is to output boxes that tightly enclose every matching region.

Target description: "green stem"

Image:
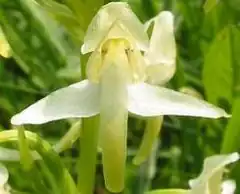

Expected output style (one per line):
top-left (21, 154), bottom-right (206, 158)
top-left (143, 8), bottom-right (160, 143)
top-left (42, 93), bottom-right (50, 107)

top-left (137, 141), bottom-right (158, 193)
top-left (53, 121), bottom-right (81, 153)
top-left (18, 126), bottom-right (33, 170)
top-left (77, 53), bottom-right (99, 194)
top-left (77, 116), bottom-right (99, 194)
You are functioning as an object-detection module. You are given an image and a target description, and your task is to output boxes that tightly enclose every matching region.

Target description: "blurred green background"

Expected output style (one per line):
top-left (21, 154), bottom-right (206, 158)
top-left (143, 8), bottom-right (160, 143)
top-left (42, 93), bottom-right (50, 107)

top-left (0, 0), bottom-right (240, 193)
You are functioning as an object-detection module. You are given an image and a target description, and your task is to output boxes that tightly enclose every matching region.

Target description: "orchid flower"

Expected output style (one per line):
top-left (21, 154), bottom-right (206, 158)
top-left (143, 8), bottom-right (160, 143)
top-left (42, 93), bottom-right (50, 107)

top-left (189, 152), bottom-right (239, 194)
top-left (222, 180), bottom-right (236, 194)
top-left (0, 29), bottom-right (11, 58)
top-left (0, 163), bottom-right (11, 194)
top-left (146, 153), bottom-right (239, 194)
top-left (11, 2), bottom-right (229, 192)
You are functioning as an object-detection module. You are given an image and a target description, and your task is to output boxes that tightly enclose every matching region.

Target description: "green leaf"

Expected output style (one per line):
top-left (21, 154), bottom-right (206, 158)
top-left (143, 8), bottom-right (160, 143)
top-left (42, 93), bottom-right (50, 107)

top-left (0, 129), bottom-right (78, 194)
top-left (203, 25), bottom-right (240, 153)
top-left (36, 0), bottom-right (104, 32)
top-left (203, 0), bottom-right (220, 13)
top-left (0, 0), bottom-right (78, 88)
top-left (17, 126), bottom-right (34, 170)
top-left (203, 26), bottom-right (234, 106)
top-left (33, 0), bottom-right (85, 41)
top-left (220, 26), bottom-right (240, 153)
top-left (221, 98), bottom-right (240, 153)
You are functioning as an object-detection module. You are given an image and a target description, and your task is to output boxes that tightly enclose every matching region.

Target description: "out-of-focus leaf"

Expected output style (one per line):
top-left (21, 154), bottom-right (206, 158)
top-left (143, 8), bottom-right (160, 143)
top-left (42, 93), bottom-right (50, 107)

top-left (34, 0), bottom-right (104, 33)
top-left (226, 0), bottom-right (240, 11)
top-left (203, 0), bottom-right (220, 13)
top-left (32, 0), bottom-right (85, 42)
top-left (203, 26), bottom-right (233, 106)
top-left (0, 0), bottom-right (79, 88)
top-left (0, 129), bottom-right (78, 194)
top-left (221, 98), bottom-right (240, 153)
top-left (221, 27), bottom-right (240, 153)
top-left (86, 0), bottom-right (104, 12)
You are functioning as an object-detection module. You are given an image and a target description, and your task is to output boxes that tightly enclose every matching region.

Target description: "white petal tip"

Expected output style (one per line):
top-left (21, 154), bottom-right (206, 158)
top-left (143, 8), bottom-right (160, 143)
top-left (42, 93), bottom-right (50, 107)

top-left (159, 11), bottom-right (174, 19)
top-left (81, 44), bottom-right (87, 54)
top-left (218, 112), bottom-right (231, 119)
top-left (157, 11), bottom-right (174, 27)
top-left (225, 113), bottom-right (232, 118)
top-left (211, 109), bottom-right (231, 119)
top-left (10, 115), bottom-right (22, 126)
top-left (222, 180), bottom-right (236, 194)
top-left (229, 152), bottom-right (240, 162)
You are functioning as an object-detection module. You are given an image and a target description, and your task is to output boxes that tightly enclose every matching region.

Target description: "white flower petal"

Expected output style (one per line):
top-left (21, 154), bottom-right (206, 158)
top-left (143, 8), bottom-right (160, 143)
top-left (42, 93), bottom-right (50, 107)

top-left (222, 180), bottom-right (236, 194)
top-left (146, 63), bottom-right (176, 85)
top-left (189, 153), bottom-right (239, 194)
top-left (81, 2), bottom-right (148, 54)
top-left (11, 80), bottom-right (100, 125)
top-left (128, 83), bottom-right (229, 118)
top-left (144, 11), bottom-right (176, 85)
top-left (0, 163), bottom-right (8, 186)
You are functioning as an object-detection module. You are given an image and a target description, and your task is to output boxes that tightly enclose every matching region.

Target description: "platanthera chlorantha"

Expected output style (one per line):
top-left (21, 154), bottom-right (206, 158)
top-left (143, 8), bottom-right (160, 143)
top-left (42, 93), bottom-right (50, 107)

top-left (0, 163), bottom-right (11, 194)
top-left (188, 152), bottom-right (239, 194)
top-left (11, 2), bottom-right (230, 192)
top-left (146, 153), bottom-right (240, 194)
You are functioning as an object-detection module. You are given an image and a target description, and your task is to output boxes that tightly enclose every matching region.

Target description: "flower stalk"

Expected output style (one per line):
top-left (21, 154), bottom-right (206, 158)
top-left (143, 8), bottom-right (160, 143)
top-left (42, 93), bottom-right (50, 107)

top-left (77, 116), bottom-right (99, 194)
top-left (77, 54), bottom-right (99, 194)
top-left (17, 126), bottom-right (33, 170)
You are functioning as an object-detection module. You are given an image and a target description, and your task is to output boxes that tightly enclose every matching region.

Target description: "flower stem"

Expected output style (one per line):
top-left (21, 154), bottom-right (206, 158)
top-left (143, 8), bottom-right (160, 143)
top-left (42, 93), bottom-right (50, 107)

top-left (18, 126), bottom-right (33, 170)
top-left (77, 53), bottom-right (99, 194)
top-left (137, 140), bottom-right (158, 193)
top-left (53, 121), bottom-right (81, 153)
top-left (77, 116), bottom-right (99, 194)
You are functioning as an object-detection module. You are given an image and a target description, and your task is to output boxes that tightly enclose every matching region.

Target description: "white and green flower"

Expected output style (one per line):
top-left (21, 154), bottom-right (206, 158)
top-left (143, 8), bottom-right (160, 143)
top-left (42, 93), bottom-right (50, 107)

top-left (11, 2), bottom-right (229, 192)
top-left (189, 152), bottom-right (239, 194)
top-left (222, 180), bottom-right (236, 194)
top-left (146, 153), bottom-right (239, 194)
top-left (0, 163), bottom-right (11, 194)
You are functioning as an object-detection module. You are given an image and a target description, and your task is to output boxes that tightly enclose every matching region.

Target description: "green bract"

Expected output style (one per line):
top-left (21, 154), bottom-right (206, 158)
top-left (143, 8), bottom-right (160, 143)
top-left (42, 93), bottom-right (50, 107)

top-left (11, 2), bottom-right (229, 192)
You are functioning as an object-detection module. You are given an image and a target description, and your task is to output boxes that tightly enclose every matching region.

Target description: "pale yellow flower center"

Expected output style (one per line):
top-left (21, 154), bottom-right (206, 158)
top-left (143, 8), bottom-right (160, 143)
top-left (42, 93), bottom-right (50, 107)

top-left (86, 38), bottom-right (146, 84)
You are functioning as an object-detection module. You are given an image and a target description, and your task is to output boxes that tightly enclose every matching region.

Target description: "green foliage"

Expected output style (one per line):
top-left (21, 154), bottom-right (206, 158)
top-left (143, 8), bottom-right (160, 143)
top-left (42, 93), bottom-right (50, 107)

top-left (203, 26), bottom-right (234, 105)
